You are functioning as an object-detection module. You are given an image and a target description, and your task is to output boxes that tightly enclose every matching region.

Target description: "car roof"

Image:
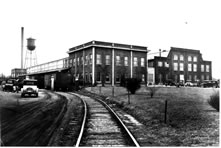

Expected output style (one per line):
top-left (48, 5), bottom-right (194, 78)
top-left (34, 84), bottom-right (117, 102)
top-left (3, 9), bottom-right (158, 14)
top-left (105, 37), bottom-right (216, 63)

top-left (23, 79), bottom-right (37, 81)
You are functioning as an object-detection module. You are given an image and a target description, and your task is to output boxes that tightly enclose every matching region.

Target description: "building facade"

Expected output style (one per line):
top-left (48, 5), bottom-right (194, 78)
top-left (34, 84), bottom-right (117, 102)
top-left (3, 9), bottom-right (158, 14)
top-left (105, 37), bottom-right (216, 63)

top-left (150, 47), bottom-right (212, 84)
top-left (11, 68), bottom-right (27, 78)
top-left (67, 40), bottom-right (149, 86)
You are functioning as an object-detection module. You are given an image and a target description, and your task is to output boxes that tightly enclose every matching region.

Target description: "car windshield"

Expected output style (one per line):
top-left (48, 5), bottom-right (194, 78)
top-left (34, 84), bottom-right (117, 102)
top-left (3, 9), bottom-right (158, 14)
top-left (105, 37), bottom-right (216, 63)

top-left (23, 81), bottom-right (37, 85)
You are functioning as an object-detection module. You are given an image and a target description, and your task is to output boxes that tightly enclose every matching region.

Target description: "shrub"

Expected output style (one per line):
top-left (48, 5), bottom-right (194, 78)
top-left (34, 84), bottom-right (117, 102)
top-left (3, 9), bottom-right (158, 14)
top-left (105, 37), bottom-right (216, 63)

top-left (124, 78), bottom-right (141, 94)
top-left (208, 90), bottom-right (219, 111)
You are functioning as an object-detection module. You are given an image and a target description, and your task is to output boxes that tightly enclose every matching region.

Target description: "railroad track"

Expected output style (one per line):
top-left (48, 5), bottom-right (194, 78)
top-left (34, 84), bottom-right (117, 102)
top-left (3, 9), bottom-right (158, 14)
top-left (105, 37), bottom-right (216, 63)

top-left (70, 92), bottom-right (140, 147)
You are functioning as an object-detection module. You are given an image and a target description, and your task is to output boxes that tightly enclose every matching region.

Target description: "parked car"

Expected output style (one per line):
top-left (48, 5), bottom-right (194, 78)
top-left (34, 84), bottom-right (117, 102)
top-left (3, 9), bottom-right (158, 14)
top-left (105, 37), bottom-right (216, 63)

top-left (165, 79), bottom-right (176, 86)
top-left (1, 81), bottom-right (6, 91)
top-left (185, 82), bottom-right (194, 87)
top-left (4, 79), bottom-right (18, 92)
top-left (201, 80), bottom-right (219, 88)
top-left (21, 79), bottom-right (39, 97)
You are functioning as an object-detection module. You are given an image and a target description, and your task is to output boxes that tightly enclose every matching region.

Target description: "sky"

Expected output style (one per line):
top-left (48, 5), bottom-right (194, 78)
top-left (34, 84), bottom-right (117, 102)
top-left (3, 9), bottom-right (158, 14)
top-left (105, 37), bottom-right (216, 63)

top-left (0, 0), bottom-right (220, 78)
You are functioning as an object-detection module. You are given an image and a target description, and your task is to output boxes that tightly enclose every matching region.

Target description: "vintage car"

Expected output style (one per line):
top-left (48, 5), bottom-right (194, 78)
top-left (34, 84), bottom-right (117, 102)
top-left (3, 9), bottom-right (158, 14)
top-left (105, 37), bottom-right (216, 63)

top-left (21, 79), bottom-right (39, 97)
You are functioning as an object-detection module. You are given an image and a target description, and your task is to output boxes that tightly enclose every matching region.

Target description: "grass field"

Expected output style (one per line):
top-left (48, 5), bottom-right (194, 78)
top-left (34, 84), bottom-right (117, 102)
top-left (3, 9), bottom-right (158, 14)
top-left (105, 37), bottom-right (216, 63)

top-left (86, 86), bottom-right (219, 146)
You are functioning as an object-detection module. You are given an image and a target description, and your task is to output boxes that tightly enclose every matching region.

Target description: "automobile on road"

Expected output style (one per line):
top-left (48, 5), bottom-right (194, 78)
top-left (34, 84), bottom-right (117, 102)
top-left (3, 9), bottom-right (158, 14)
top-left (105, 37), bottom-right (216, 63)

top-left (21, 79), bottom-right (39, 97)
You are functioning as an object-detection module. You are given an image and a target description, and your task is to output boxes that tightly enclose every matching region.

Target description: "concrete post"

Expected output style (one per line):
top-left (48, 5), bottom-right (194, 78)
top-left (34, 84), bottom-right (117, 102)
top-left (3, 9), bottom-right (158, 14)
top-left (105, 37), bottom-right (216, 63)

top-left (51, 75), bottom-right (54, 91)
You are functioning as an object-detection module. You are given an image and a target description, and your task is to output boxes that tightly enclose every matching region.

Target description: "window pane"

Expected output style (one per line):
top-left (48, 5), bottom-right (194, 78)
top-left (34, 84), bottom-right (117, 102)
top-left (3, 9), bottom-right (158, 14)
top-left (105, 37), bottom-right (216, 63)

top-left (134, 57), bottom-right (138, 66)
top-left (206, 65), bottom-right (210, 72)
top-left (105, 55), bottom-right (110, 65)
top-left (180, 55), bottom-right (184, 61)
top-left (158, 61), bottom-right (163, 67)
top-left (180, 63), bottom-right (184, 71)
top-left (174, 63), bottom-right (178, 71)
top-left (188, 56), bottom-right (192, 61)
top-left (141, 58), bottom-right (145, 67)
top-left (165, 62), bottom-right (169, 67)
top-left (188, 64), bottom-right (192, 71)
top-left (193, 56), bottom-right (197, 62)
top-left (124, 57), bottom-right (128, 66)
top-left (96, 54), bottom-right (101, 64)
top-left (116, 56), bottom-right (121, 66)
top-left (201, 65), bottom-right (204, 72)
top-left (174, 54), bottom-right (178, 60)
top-left (193, 64), bottom-right (197, 72)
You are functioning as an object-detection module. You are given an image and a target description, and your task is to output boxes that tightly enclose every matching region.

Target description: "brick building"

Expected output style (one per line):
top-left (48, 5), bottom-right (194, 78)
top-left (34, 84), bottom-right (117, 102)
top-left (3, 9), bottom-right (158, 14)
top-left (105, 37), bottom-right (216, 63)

top-left (67, 40), bottom-right (149, 86)
top-left (11, 68), bottom-right (27, 78)
top-left (150, 47), bottom-right (212, 84)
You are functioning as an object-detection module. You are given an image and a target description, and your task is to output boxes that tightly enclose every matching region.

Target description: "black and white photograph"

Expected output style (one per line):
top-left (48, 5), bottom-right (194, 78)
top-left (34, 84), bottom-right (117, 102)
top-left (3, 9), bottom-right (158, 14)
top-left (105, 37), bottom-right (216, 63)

top-left (0, 0), bottom-right (220, 146)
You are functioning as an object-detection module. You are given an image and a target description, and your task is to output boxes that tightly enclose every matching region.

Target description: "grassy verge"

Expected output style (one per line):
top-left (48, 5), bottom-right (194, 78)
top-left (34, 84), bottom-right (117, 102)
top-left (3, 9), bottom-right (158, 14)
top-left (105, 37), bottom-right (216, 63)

top-left (86, 86), bottom-right (219, 146)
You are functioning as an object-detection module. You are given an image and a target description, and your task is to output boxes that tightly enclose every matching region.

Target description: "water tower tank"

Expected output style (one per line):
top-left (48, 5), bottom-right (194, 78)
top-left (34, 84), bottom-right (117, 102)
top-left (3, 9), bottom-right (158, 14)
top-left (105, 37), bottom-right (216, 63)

top-left (27, 37), bottom-right (36, 51)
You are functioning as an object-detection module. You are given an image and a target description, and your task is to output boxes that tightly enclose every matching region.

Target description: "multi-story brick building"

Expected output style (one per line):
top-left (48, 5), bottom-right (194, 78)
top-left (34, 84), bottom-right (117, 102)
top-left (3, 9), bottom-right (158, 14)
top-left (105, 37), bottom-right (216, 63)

top-left (67, 40), bottom-right (149, 86)
top-left (150, 47), bottom-right (212, 84)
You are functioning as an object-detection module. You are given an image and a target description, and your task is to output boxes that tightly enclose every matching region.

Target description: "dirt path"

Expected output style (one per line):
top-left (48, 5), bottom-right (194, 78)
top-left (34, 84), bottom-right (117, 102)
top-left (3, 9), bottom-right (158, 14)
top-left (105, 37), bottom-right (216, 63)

top-left (0, 90), bottom-right (67, 146)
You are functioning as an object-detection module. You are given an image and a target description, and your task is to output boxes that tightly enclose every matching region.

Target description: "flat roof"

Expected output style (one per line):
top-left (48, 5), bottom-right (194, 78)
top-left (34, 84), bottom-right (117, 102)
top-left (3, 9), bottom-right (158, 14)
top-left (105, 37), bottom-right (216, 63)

top-left (68, 40), bottom-right (148, 53)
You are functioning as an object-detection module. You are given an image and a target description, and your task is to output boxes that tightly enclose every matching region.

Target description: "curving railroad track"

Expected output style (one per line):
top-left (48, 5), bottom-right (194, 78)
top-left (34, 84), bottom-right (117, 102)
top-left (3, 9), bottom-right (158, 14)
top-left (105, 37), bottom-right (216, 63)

top-left (69, 92), bottom-right (140, 147)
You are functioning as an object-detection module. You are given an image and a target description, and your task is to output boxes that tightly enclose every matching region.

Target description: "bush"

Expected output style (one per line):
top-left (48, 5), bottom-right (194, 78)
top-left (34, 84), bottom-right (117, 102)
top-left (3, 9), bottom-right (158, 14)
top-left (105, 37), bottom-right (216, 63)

top-left (124, 78), bottom-right (141, 94)
top-left (208, 90), bottom-right (219, 111)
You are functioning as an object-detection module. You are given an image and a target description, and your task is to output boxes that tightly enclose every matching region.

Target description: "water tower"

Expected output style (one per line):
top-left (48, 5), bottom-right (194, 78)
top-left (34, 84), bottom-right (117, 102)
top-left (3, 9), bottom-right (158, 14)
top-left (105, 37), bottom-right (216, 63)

top-left (24, 37), bottom-right (38, 68)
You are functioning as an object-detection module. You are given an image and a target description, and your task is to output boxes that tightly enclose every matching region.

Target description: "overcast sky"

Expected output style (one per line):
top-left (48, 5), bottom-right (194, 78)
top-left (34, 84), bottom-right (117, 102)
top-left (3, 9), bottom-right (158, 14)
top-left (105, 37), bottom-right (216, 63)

top-left (0, 0), bottom-right (220, 78)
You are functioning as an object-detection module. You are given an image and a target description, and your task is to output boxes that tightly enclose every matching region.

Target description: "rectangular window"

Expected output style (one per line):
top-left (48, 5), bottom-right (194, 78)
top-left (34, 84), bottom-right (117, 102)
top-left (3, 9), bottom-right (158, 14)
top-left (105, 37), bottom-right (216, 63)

top-left (188, 75), bottom-right (192, 81)
top-left (134, 57), bottom-right (138, 67)
top-left (180, 63), bottom-right (184, 71)
top-left (194, 75), bottom-right (197, 81)
top-left (193, 64), bottom-right (197, 72)
top-left (165, 62), bottom-right (169, 67)
top-left (188, 56), bottom-right (192, 62)
top-left (81, 56), bottom-right (83, 65)
top-left (85, 55), bottom-right (88, 65)
top-left (105, 75), bottom-right (110, 82)
top-left (201, 75), bottom-right (204, 81)
top-left (180, 55), bottom-right (184, 61)
top-left (141, 58), bottom-right (145, 67)
top-left (96, 72), bottom-right (101, 82)
top-left (96, 54), bottom-right (102, 65)
top-left (105, 55), bottom-right (110, 65)
top-left (77, 57), bottom-right (80, 65)
top-left (188, 64), bottom-right (192, 71)
top-left (116, 56), bottom-right (121, 66)
top-left (193, 56), bottom-right (197, 62)
top-left (174, 63), bottom-right (178, 71)
top-left (116, 75), bottom-right (120, 83)
top-left (158, 61), bottom-right (163, 67)
top-left (89, 54), bottom-right (92, 64)
top-left (206, 65), bottom-right (210, 72)
top-left (69, 59), bottom-right (73, 66)
top-left (73, 58), bottom-right (76, 66)
top-left (206, 75), bottom-right (210, 80)
top-left (174, 54), bottom-right (178, 60)
top-left (124, 56), bottom-right (128, 66)
top-left (201, 65), bottom-right (204, 72)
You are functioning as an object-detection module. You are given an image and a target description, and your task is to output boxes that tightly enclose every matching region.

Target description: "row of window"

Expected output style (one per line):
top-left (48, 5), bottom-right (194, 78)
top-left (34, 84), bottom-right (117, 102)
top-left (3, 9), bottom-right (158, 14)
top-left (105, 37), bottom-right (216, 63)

top-left (157, 61), bottom-right (169, 67)
top-left (173, 63), bottom-right (210, 72)
top-left (173, 74), bottom-right (210, 82)
top-left (69, 54), bottom-right (146, 67)
top-left (173, 54), bottom-right (198, 62)
top-left (96, 72), bottom-right (145, 83)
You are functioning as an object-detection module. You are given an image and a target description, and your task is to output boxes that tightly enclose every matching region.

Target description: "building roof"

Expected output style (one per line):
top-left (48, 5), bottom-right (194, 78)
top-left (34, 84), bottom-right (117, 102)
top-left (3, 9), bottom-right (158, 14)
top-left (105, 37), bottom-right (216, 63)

top-left (68, 40), bottom-right (148, 54)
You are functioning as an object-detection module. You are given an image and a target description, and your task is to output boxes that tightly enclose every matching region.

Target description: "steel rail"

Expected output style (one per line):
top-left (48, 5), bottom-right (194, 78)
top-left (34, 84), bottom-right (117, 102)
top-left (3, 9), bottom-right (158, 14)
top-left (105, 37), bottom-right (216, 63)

top-left (70, 93), bottom-right (87, 147)
top-left (95, 97), bottom-right (140, 147)
top-left (72, 92), bottom-right (140, 147)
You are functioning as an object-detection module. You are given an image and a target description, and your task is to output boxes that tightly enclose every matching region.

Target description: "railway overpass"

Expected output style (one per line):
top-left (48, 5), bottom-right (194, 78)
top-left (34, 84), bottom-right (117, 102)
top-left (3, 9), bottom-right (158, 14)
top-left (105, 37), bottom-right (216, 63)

top-left (25, 57), bottom-right (74, 91)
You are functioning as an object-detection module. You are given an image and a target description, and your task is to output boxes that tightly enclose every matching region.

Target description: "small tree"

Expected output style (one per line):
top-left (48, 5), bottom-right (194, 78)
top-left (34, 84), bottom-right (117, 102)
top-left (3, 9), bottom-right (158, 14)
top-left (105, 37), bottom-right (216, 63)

top-left (208, 90), bottom-right (219, 111)
top-left (125, 78), bottom-right (141, 94)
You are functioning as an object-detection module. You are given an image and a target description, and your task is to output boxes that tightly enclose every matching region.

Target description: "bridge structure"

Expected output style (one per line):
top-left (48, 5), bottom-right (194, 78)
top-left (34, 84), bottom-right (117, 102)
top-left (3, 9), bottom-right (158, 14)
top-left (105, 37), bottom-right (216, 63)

top-left (25, 57), bottom-right (73, 91)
